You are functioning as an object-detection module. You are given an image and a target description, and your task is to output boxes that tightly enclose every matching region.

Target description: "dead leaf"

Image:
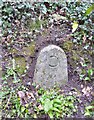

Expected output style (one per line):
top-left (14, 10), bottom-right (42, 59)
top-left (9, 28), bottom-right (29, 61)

top-left (26, 92), bottom-right (35, 99)
top-left (18, 91), bottom-right (25, 98)
top-left (82, 86), bottom-right (92, 96)
top-left (15, 20), bottom-right (20, 26)
top-left (18, 91), bottom-right (27, 104)
top-left (83, 34), bottom-right (86, 43)
top-left (81, 84), bottom-right (83, 88)
top-left (72, 21), bottom-right (78, 33)
top-left (38, 104), bottom-right (43, 110)
top-left (52, 14), bottom-right (67, 21)
top-left (0, 84), bottom-right (2, 89)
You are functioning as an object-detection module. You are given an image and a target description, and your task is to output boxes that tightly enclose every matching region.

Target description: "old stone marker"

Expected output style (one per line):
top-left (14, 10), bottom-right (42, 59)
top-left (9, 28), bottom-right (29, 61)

top-left (33, 45), bottom-right (68, 89)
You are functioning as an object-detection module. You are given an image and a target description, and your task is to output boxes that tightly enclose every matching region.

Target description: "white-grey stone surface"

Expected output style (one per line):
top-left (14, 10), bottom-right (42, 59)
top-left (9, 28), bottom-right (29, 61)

top-left (33, 45), bottom-right (68, 89)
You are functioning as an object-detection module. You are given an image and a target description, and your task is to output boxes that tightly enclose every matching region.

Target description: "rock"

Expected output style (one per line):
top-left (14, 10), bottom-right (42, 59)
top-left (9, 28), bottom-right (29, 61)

top-left (33, 45), bottom-right (68, 89)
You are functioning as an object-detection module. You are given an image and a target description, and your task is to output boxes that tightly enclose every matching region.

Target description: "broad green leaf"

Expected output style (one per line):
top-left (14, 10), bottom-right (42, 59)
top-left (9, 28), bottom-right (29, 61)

top-left (84, 110), bottom-right (91, 116)
top-left (72, 21), bottom-right (78, 33)
top-left (56, 112), bottom-right (60, 118)
top-left (53, 98), bottom-right (62, 104)
top-left (33, 113), bottom-right (37, 118)
top-left (21, 106), bottom-right (26, 112)
top-left (54, 103), bottom-right (62, 108)
top-left (43, 98), bottom-right (53, 113)
top-left (86, 105), bottom-right (94, 110)
top-left (52, 107), bottom-right (61, 112)
top-left (88, 69), bottom-right (93, 76)
top-left (85, 4), bottom-right (94, 16)
top-left (25, 109), bottom-right (28, 113)
top-left (85, 77), bottom-right (90, 81)
top-left (12, 109), bottom-right (16, 113)
top-left (48, 111), bottom-right (54, 118)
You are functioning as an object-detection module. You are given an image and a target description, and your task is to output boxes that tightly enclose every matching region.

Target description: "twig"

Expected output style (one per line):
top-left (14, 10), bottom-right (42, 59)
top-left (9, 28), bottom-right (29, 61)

top-left (12, 59), bottom-right (17, 81)
top-left (5, 92), bottom-right (12, 109)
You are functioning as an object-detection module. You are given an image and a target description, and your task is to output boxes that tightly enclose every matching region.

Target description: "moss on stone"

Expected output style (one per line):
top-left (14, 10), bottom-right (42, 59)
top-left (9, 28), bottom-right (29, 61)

top-left (14, 56), bottom-right (26, 75)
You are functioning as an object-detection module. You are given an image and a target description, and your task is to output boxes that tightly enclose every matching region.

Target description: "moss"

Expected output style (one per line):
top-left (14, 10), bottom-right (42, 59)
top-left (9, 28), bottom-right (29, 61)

top-left (42, 29), bottom-right (48, 36)
top-left (88, 50), bottom-right (92, 56)
top-left (9, 41), bottom-right (35, 57)
top-left (9, 48), bottom-right (18, 54)
top-left (22, 41), bottom-right (35, 56)
top-left (63, 41), bottom-right (73, 51)
top-left (29, 19), bottom-right (48, 30)
top-left (14, 56), bottom-right (26, 75)
top-left (31, 19), bottom-right (41, 29)
top-left (71, 50), bottom-right (80, 61)
top-left (69, 59), bottom-right (77, 68)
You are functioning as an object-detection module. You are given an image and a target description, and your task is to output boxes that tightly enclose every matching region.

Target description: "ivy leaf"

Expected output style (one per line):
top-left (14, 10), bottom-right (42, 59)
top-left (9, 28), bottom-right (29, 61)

top-left (85, 77), bottom-right (90, 81)
top-left (72, 21), bottom-right (78, 33)
top-left (85, 4), bottom-right (94, 16)
top-left (86, 106), bottom-right (94, 110)
top-left (21, 106), bottom-right (26, 112)
top-left (84, 111), bottom-right (91, 116)
top-left (88, 69), bottom-right (93, 76)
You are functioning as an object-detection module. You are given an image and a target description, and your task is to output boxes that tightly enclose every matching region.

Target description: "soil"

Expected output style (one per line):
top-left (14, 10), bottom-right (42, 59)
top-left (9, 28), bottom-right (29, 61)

top-left (27, 26), bottom-right (93, 118)
top-left (2, 14), bottom-right (94, 119)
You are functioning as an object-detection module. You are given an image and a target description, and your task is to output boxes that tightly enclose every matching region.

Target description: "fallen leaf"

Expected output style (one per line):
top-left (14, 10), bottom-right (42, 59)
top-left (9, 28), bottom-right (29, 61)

top-left (18, 91), bottom-right (25, 98)
top-left (72, 21), bottom-right (78, 33)
top-left (82, 86), bottom-right (92, 96)
top-left (52, 14), bottom-right (67, 21)
top-left (81, 84), bottom-right (83, 88)
top-left (17, 91), bottom-right (27, 104)
top-left (38, 104), bottom-right (43, 110)
top-left (0, 84), bottom-right (2, 89)
top-left (26, 92), bottom-right (35, 99)
top-left (85, 4), bottom-right (94, 16)
top-left (83, 34), bottom-right (86, 43)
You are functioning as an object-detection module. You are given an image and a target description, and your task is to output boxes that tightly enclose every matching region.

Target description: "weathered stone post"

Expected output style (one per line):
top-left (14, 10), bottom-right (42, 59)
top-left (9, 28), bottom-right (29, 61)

top-left (33, 45), bottom-right (68, 89)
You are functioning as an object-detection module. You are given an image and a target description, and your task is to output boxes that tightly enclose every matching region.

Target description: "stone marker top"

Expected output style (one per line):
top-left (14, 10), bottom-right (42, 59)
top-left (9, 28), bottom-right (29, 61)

top-left (33, 44), bottom-right (68, 89)
top-left (41, 45), bottom-right (65, 53)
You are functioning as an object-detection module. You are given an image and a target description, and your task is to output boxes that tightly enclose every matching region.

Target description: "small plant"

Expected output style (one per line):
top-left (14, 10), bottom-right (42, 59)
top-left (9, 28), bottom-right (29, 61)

top-left (1, 59), bottom-right (30, 118)
top-left (80, 68), bottom-right (94, 81)
top-left (37, 88), bottom-right (77, 118)
top-left (1, 89), bottom-right (30, 118)
top-left (2, 59), bottom-right (21, 83)
top-left (10, 93), bottom-right (29, 118)
top-left (84, 101), bottom-right (94, 117)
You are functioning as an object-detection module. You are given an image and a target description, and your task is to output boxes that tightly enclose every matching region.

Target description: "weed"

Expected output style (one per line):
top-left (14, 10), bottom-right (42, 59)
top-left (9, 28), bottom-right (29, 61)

top-left (37, 88), bottom-right (77, 118)
top-left (1, 58), bottom-right (28, 118)
top-left (84, 101), bottom-right (94, 117)
top-left (80, 68), bottom-right (94, 81)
